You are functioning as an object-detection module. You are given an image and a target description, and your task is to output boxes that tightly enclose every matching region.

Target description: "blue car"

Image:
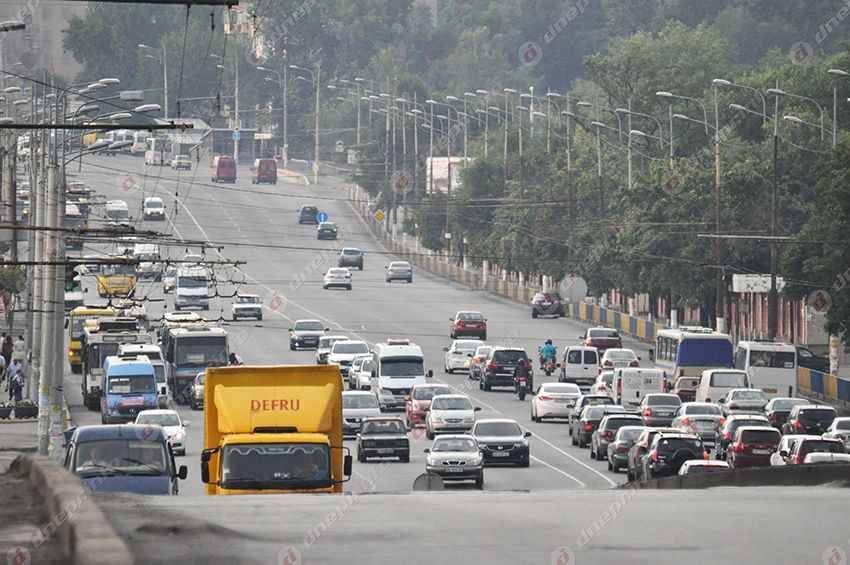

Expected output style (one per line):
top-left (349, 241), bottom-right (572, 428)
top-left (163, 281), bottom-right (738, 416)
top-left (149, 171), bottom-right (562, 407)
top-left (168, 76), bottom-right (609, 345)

top-left (63, 425), bottom-right (188, 495)
top-left (101, 355), bottom-right (158, 424)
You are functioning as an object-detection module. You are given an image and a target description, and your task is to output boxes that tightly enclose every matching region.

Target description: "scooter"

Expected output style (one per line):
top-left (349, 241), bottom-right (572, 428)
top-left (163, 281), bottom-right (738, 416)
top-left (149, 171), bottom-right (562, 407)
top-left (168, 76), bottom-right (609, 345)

top-left (515, 376), bottom-right (528, 401)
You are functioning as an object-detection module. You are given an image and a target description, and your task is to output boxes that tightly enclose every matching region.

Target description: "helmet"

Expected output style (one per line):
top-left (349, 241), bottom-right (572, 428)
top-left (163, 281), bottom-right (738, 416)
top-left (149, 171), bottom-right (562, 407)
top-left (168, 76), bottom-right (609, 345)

top-left (546, 339), bottom-right (553, 345)
top-left (517, 358), bottom-right (526, 364)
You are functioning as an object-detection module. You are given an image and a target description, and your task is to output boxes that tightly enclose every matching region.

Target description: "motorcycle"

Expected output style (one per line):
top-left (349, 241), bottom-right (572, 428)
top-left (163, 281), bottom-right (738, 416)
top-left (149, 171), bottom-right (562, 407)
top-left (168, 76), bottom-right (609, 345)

top-left (515, 376), bottom-right (528, 401)
top-left (543, 357), bottom-right (556, 376)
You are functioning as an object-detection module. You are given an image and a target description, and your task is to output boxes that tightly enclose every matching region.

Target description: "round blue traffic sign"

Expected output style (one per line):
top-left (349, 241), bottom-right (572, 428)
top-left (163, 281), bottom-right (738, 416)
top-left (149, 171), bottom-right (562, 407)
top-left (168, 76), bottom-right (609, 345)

top-left (315, 211), bottom-right (328, 223)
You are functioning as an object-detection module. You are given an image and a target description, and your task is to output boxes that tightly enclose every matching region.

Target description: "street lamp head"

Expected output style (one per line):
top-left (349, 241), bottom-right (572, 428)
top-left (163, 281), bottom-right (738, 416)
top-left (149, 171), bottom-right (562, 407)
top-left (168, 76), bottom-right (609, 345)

top-left (629, 129), bottom-right (647, 137)
top-left (354, 77), bottom-right (366, 83)
top-left (426, 99), bottom-right (436, 105)
top-left (590, 121), bottom-right (605, 129)
top-left (783, 115), bottom-right (804, 124)
top-left (828, 69), bottom-right (850, 77)
top-left (138, 43), bottom-right (149, 49)
top-left (519, 93), bottom-right (533, 99)
top-left (289, 65), bottom-right (302, 70)
top-left (656, 91), bottom-right (673, 98)
top-left (0, 118), bottom-right (11, 124)
top-left (264, 77), bottom-right (274, 82)
top-left (532, 111), bottom-right (547, 118)
top-left (503, 88), bottom-right (517, 94)
top-left (86, 83), bottom-right (106, 91)
top-left (78, 103), bottom-right (99, 115)
top-left (614, 108), bottom-right (628, 114)
top-left (476, 89), bottom-right (489, 95)
top-left (463, 92), bottom-right (477, 97)
top-left (576, 101), bottom-right (591, 108)
top-left (256, 66), bottom-right (268, 71)
top-left (411, 108), bottom-right (423, 115)
top-left (107, 112), bottom-right (132, 120)
top-left (487, 106), bottom-right (500, 112)
top-left (729, 103), bottom-right (748, 112)
top-left (108, 140), bottom-right (134, 150)
top-left (562, 111), bottom-right (576, 118)
top-left (87, 140), bottom-right (109, 151)
top-left (546, 91), bottom-right (562, 98)
top-left (12, 99), bottom-right (27, 106)
top-left (395, 97), bottom-right (407, 103)
top-left (369, 95), bottom-right (380, 100)
top-left (98, 78), bottom-right (120, 85)
top-left (446, 95), bottom-right (460, 101)
top-left (379, 93), bottom-right (391, 98)
top-left (134, 103), bottom-right (161, 113)
top-left (216, 64), bottom-right (226, 70)
top-left (672, 113), bottom-right (690, 121)
top-left (712, 79), bottom-right (732, 87)
top-left (766, 88), bottom-right (786, 96)
top-left (516, 106), bottom-right (529, 112)
top-left (3, 86), bottom-right (21, 94)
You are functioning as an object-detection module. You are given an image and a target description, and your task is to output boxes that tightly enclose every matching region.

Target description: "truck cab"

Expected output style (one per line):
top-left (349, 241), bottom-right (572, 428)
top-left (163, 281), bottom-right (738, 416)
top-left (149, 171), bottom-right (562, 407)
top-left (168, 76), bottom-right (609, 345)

top-left (64, 424), bottom-right (187, 495)
top-left (201, 365), bottom-right (352, 495)
top-left (100, 355), bottom-right (159, 424)
top-left (175, 266), bottom-right (210, 310)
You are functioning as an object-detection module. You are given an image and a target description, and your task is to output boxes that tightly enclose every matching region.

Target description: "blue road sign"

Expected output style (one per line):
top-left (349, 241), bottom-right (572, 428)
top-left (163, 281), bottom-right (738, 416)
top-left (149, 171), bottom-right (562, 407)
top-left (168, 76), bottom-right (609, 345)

top-left (316, 211), bottom-right (328, 223)
top-left (232, 130), bottom-right (241, 141)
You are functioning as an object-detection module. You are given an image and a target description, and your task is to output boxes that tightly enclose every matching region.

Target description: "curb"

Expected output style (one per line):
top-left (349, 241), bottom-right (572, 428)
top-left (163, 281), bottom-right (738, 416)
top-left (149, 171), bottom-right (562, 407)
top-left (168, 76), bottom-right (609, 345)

top-left (622, 462), bottom-right (850, 490)
top-left (9, 455), bottom-right (133, 565)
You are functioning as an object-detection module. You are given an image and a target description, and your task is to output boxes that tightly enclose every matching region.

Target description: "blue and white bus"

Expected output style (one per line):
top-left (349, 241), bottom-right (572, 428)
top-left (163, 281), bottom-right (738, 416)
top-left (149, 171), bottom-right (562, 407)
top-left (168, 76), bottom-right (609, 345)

top-left (653, 327), bottom-right (734, 380)
top-left (101, 355), bottom-right (158, 424)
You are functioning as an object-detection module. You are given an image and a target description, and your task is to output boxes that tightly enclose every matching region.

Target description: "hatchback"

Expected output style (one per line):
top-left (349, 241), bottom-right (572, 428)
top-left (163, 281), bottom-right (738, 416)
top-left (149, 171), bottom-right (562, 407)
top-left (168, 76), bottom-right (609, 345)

top-left (727, 426), bottom-right (781, 469)
top-left (782, 404), bottom-right (837, 436)
top-left (531, 292), bottom-right (564, 318)
top-left (639, 394), bottom-right (682, 427)
top-left (317, 222), bottom-right (339, 240)
top-left (298, 205), bottom-right (320, 224)
top-left (443, 339), bottom-right (484, 374)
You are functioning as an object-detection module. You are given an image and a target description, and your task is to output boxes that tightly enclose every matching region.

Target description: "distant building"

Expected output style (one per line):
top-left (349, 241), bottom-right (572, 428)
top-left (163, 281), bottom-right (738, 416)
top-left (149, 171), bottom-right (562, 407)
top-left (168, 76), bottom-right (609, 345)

top-left (426, 156), bottom-right (469, 194)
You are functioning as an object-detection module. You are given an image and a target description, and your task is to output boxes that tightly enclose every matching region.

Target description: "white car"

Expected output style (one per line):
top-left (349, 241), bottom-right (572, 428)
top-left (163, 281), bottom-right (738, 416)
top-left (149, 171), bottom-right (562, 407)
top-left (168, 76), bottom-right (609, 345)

top-left (770, 434), bottom-right (819, 466)
top-left (443, 339), bottom-right (484, 374)
top-left (822, 417), bottom-right (850, 451)
top-left (349, 355), bottom-right (373, 390)
top-left (803, 452), bottom-right (850, 464)
top-left (134, 409), bottom-right (190, 455)
top-left (142, 197), bottom-right (166, 220)
top-left (231, 294), bottom-right (263, 321)
top-left (323, 267), bottom-right (352, 290)
top-left (342, 391), bottom-right (381, 436)
top-left (590, 371), bottom-right (614, 395)
top-left (162, 265), bottom-right (177, 293)
top-left (426, 394), bottom-right (480, 439)
top-left (317, 335), bottom-right (348, 365)
top-left (171, 154), bottom-right (192, 170)
top-left (328, 340), bottom-right (370, 380)
top-left (599, 348), bottom-right (639, 371)
top-left (531, 382), bottom-right (582, 422)
top-left (677, 460), bottom-right (730, 475)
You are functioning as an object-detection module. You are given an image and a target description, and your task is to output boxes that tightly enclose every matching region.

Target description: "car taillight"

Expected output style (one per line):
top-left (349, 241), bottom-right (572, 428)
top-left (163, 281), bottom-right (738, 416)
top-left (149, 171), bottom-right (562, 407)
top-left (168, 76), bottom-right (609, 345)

top-left (732, 442), bottom-right (744, 452)
top-left (584, 424), bottom-right (592, 431)
top-left (629, 360), bottom-right (639, 367)
top-left (793, 421), bottom-right (804, 429)
top-left (650, 450), bottom-right (658, 461)
top-left (604, 360), bottom-right (613, 367)
top-left (728, 403), bottom-right (739, 410)
top-left (537, 395), bottom-right (553, 401)
top-left (718, 418), bottom-right (725, 426)
top-left (602, 431), bottom-right (613, 439)
top-left (836, 434), bottom-right (847, 441)
top-left (791, 454), bottom-right (801, 464)
top-left (724, 432), bottom-right (732, 440)
top-left (487, 363), bottom-right (499, 370)
top-left (682, 418), bottom-right (691, 426)
top-left (643, 408), bottom-right (652, 417)
top-left (702, 451), bottom-right (710, 460)
top-left (474, 357), bottom-right (482, 363)
top-left (616, 445), bottom-right (629, 452)
top-left (769, 413), bottom-right (779, 422)
top-left (585, 339), bottom-right (594, 347)
top-left (662, 378), bottom-right (667, 391)
top-left (617, 379), bottom-right (622, 397)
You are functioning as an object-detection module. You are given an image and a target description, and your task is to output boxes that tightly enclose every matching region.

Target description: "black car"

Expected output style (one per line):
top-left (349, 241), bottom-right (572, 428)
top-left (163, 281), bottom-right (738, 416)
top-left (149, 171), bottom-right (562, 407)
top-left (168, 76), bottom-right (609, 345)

top-left (764, 397), bottom-right (811, 429)
top-left (590, 414), bottom-right (644, 461)
top-left (298, 205), bottom-right (320, 224)
top-left (567, 395), bottom-right (615, 436)
top-left (480, 348), bottom-right (532, 391)
top-left (531, 292), bottom-right (565, 319)
top-left (471, 419), bottom-right (531, 467)
top-left (288, 319), bottom-right (327, 350)
top-left (642, 433), bottom-right (707, 480)
top-left (796, 346), bottom-right (831, 373)
top-left (571, 405), bottom-right (625, 448)
top-left (714, 415), bottom-right (771, 460)
top-left (626, 427), bottom-right (679, 482)
top-left (338, 248), bottom-right (364, 270)
top-left (356, 417), bottom-right (410, 462)
top-left (782, 404), bottom-right (837, 436)
top-left (317, 222), bottom-right (338, 240)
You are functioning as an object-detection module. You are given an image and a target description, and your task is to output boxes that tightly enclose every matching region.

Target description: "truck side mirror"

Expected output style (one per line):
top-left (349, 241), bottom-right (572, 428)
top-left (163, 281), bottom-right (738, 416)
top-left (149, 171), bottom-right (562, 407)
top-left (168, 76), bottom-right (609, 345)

top-left (183, 421), bottom-right (191, 427)
top-left (200, 450), bottom-right (211, 483)
top-left (64, 319), bottom-right (69, 329)
top-left (343, 454), bottom-right (353, 477)
top-left (177, 465), bottom-right (188, 480)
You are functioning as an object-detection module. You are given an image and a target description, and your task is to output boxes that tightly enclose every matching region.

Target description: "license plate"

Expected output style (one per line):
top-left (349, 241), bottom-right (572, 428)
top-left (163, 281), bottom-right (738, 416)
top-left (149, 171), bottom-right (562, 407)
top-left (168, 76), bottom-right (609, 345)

top-left (656, 411), bottom-right (671, 417)
top-left (752, 449), bottom-right (770, 455)
top-left (763, 388), bottom-right (777, 394)
top-left (492, 452), bottom-right (510, 457)
top-left (555, 399), bottom-right (570, 404)
top-left (446, 467), bottom-right (464, 473)
top-left (377, 448), bottom-right (394, 454)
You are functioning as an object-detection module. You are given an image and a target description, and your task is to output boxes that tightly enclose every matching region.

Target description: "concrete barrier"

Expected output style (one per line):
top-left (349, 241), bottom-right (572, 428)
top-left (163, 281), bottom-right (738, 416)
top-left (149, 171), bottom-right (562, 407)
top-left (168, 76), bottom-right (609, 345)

top-left (624, 463), bottom-right (850, 490)
top-left (9, 455), bottom-right (133, 565)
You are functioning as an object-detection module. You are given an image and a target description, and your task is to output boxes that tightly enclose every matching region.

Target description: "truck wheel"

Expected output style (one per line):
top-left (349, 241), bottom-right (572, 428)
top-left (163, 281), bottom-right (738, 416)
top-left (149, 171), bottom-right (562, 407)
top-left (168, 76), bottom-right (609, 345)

top-left (399, 452), bottom-right (410, 463)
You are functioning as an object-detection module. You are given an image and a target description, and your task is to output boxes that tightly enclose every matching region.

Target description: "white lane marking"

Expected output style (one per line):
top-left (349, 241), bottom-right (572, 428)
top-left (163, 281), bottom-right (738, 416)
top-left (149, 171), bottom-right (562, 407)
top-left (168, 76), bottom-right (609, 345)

top-left (529, 431), bottom-right (618, 488)
top-left (530, 456), bottom-right (586, 488)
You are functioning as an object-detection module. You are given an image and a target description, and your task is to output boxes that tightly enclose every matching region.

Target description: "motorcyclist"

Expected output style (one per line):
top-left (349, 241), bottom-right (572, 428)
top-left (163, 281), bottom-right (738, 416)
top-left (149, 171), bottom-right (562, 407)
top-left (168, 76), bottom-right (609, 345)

top-left (539, 340), bottom-right (557, 370)
top-left (513, 358), bottom-right (532, 395)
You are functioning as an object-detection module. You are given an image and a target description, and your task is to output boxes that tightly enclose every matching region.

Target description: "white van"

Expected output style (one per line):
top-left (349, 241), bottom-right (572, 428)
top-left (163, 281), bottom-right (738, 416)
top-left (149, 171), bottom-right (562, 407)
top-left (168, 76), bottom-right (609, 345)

top-left (371, 340), bottom-right (434, 410)
top-left (105, 200), bottom-right (130, 222)
top-left (695, 369), bottom-right (751, 404)
top-left (734, 341), bottom-right (797, 399)
top-left (175, 266), bottom-right (209, 310)
top-left (118, 344), bottom-right (168, 406)
top-left (133, 243), bottom-right (161, 280)
top-left (612, 368), bottom-right (667, 408)
top-left (559, 346), bottom-right (599, 391)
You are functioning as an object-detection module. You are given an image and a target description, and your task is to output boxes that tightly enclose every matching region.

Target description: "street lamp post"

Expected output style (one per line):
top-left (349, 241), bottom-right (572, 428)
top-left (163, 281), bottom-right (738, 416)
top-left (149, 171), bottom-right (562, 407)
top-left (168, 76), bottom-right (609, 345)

top-left (827, 68), bottom-right (848, 147)
top-left (139, 43), bottom-right (168, 119)
top-left (258, 65), bottom-right (288, 164)
top-left (291, 62), bottom-right (322, 184)
top-left (768, 87), bottom-right (825, 141)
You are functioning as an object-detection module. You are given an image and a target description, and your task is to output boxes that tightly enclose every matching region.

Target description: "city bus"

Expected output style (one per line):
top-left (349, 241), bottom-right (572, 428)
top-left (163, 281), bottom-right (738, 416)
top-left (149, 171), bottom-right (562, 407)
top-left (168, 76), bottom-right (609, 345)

top-left (81, 319), bottom-right (152, 410)
top-left (163, 325), bottom-right (229, 403)
top-left (65, 203), bottom-right (85, 251)
top-left (97, 258), bottom-right (137, 297)
top-left (67, 306), bottom-right (115, 374)
top-left (653, 327), bottom-right (734, 380)
top-left (734, 341), bottom-right (798, 399)
top-left (144, 136), bottom-right (172, 166)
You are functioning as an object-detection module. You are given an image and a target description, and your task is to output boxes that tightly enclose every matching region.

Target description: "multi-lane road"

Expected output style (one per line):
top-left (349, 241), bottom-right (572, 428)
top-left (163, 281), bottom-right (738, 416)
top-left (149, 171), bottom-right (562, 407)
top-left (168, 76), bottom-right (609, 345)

top-left (61, 155), bottom-right (850, 564)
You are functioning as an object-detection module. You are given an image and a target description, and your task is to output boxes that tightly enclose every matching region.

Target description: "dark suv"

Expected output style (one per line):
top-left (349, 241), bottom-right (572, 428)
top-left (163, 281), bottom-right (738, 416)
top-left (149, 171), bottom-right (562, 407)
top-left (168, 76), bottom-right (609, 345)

top-left (782, 404), bottom-right (837, 436)
top-left (714, 415), bottom-right (771, 460)
top-left (796, 346), bottom-right (831, 373)
top-left (590, 414), bottom-right (644, 460)
top-left (531, 292), bottom-right (564, 318)
top-left (338, 248), bottom-right (364, 270)
top-left (567, 395), bottom-right (615, 436)
top-left (480, 348), bottom-right (531, 391)
top-left (571, 405), bottom-right (625, 448)
top-left (642, 433), bottom-right (707, 480)
top-left (626, 427), bottom-right (680, 482)
top-left (298, 205), bottom-right (320, 224)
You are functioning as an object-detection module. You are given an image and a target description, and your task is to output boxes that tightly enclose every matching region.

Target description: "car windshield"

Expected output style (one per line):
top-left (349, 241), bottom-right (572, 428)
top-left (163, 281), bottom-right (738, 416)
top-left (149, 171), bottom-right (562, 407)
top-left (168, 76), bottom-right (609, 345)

top-left (606, 350), bottom-right (635, 360)
top-left (474, 422), bottom-right (521, 436)
top-left (710, 372), bottom-right (749, 387)
top-left (332, 343), bottom-right (369, 354)
top-left (771, 399), bottom-right (808, 411)
top-left (598, 373), bottom-right (614, 384)
top-left (729, 419), bottom-right (769, 432)
top-left (678, 378), bottom-right (700, 388)
top-left (381, 358), bottom-right (424, 377)
top-left (432, 397), bottom-right (473, 411)
top-left (685, 404), bottom-right (721, 415)
top-left (474, 347), bottom-right (492, 357)
top-left (175, 336), bottom-right (227, 368)
top-left (107, 374), bottom-right (155, 394)
top-left (178, 276), bottom-right (207, 289)
top-left (800, 440), bottom-right (846, 456)
top-left (412, 387), bottom-right (451, 400)
top-left (492, 350), bottom-right (526, 364)
top-left (343, 250), bottom-right (361, 256)
top-left (589, 329), bottom-right (619, 338)
top-left (799, 409), bottom-right (837, 422)
top-left (604, 417), bottom-right (642, 430)
top-left (656, 437), bottom-right (704, 452)
top-left (221, 444), bottom-right (331, 489)
top-left (361, 420), bottom-right (405, 434)
top-left (295, 321), bottom-right (324, 331)
top-left (584, 406), bottom-right (623, 419)
top-left (390, 262), bottom-right (409, 268)
top-left (360, 359), bottom-right (373, 372)
top-left (320, 223), bottom-right (336, 229)
top-left (582, 396), bottom-right (615, 407)
top-left (302, 207), bottom-right (318, 215)
top-left (319, 338), bottom-right (342, 348)
top-left (343, 395), bottom-right (379, 409)
top-left (646, 395), bottom-right (682, 406)
top-left (542, 384), bottom-right (581, 394)
top-left (834, 420), bottom-right (850, 431)
top-left (74, 440), bottom-right (167, 476)
top-left (328, 269), bottom-right (348, 275)
top-left (457, 312), bottom-right (484, 321)
top-left (740, 429), bottom-right (780, 443)
top-left (616, 428), bottom-right (645, 442)
top-left (432, 438), bottom-right (477, 452)
top-left (731, 390), bottom-right (767, 401)
top-left (145, 200), bottom-right (163, 209)
top-left (237, 296), bottom-right (259, 304)
top-left (137, 413), bottom-right (181, 427)
top-left (454, 341), bottom-right (482, 351)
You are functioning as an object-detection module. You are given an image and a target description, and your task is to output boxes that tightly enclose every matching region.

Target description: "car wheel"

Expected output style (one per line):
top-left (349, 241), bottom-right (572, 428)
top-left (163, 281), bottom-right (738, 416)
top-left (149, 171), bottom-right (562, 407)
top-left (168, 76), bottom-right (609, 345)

top-left (479, 379), bottom-right (483, 390)
top-left (407, 278), bottom-right (413, 283)
top-left (426, 426), bottom-right (434, 440)
top-left (596, 448), bottom-right (605, 461)
top-left (481, 333), bottom-right (487, 341)
top-left (608, 460), bottom-right (613, 471)
top-left (232, 315), bottom-right (237, 321)
top-left (571, 434), bottom-right (577, 446)
top-left (357, 449), bottom-right (365, 463)
top-left (475, 474), bottom-right (484, 489)
top-left (532, 310), bottom-right (538, 319)
top-left (589, 443), bottom-right (595, 459)
top-left (578, 437), bottom-right (587, 448)
top-left (290, 342), bottom-right (296, 351)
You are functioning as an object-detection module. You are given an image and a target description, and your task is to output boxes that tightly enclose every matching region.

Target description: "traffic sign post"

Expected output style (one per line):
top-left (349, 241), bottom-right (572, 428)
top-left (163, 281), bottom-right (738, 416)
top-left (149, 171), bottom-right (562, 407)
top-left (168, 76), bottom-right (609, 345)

top-left (316, 211), bottom-right (329, 223)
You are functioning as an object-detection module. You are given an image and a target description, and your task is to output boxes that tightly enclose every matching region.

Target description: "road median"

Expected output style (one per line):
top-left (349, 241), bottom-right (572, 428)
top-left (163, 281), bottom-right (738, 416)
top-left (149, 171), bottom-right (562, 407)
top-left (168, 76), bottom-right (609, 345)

top-left (624, 463), bottom-right (850, 490)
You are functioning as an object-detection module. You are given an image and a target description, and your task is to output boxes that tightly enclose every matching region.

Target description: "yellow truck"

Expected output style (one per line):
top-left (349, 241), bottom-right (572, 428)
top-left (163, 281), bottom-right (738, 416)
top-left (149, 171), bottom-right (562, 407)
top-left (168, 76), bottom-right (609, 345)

top-left (67, 306), bottom-right (115, 374)
top-left (201, 365), bottom-right (352, 495)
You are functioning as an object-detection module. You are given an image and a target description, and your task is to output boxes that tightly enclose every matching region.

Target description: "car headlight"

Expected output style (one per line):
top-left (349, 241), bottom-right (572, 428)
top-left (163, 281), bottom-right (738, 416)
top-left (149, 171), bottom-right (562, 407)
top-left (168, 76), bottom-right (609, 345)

top-left (472, 454), bottom-right (483, 465)
top-left (430, 414), bottom-right (443, 423)
top-left (412, 400), bottom-right (422, 411)
top-left (172, 431), bottom-right (186, 441)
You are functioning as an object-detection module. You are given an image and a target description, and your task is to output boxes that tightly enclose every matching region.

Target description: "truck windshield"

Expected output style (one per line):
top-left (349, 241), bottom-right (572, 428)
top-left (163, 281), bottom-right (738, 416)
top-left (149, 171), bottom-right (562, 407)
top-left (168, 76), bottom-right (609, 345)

top-left (102, 264), bottom-right (135, 277)
top-left (221, 444), bottom-right (331, 490)
top-left (178, 276), bottom-right (207, 289)
top-left (175, 337), bottom-right (227, 367)
top-left (88, 343), bottom-right (120, 369)
top-left (380, 358), bottom-right (424, 378)
top-left (74, 440), bottom-right (167, 477)
top-left (107, 375), bottom-right (156, 395)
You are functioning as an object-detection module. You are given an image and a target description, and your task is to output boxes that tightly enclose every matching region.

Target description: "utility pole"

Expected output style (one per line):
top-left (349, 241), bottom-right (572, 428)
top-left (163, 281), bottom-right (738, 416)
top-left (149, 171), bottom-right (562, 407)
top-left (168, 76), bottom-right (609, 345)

top-left (768, 91), bottom-right (780, 340)
top-left (30, 132), bottom-right (45, 406)
top-left (283, 50), bottom-right (288, 165)
top-left (233, 52), bottom-right (240, 161)
top-left (312, 60), bottom-right (321, 185)
top-left (714, 85), bottom-right (725, 333)
top-left (162, 43), bottom-right (169, 119)
top-left (50, 163), bottom-right (65, 457)
top-left (38, 163), bottom-right (56, 456)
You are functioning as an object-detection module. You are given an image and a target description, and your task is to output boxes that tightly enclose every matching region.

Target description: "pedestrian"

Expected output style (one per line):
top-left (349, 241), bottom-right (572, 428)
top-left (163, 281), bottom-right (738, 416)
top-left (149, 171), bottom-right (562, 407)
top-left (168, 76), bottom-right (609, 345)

top-left (7, 358), bottom-right (22, 401)
top-left (13, 335), bottom-right (25, 363)
top-left (1, 335), bottom-right (13, 367)
top-left (10, 370), bottom-right (24, 403)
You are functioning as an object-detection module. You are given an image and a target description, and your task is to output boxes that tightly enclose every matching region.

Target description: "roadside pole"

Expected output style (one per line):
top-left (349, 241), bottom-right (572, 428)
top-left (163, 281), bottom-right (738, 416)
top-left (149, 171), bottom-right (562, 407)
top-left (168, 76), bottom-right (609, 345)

top-left (25, 87), bottom-right (37, 401)
top-left (37, 163), bottom-right (56, 456)
top-left (31, 133), bottom-right (45, 407)
top-left (51, 167), bottom-right (65, 457)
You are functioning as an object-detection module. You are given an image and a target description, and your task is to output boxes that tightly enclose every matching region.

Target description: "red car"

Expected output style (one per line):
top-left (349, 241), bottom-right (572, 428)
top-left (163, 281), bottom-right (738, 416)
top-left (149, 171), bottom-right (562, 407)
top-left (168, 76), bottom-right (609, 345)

top-left (405, 384), bottom-right (451, 428)
top-left (581, 327), bottom-right (622, 351)
top-left (727, 426), bottom-right (781, 469)
top-left (450, 311), bottom-right (487, 340)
